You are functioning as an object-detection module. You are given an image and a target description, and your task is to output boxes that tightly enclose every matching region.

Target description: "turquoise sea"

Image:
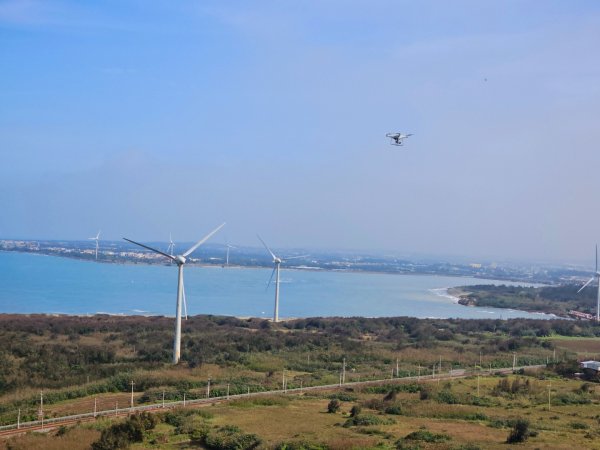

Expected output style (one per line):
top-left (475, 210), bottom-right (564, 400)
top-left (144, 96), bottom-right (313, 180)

top-left (0, 252), bottom-right (552, 320)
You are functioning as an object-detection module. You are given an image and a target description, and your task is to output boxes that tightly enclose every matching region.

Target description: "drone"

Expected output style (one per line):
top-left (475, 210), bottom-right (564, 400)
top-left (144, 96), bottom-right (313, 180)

top-left (386, 132), bottom-right (413, 146)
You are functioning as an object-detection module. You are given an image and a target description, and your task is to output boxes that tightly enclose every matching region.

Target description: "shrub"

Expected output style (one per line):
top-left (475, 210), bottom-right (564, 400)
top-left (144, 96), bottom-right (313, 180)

top-left (91, 413), bottom-right (155, 450)
top-left (569, 421), bottom-right (589, 430)
top-left (403, 429), bottom-right (450, 443)
top-left (383, 390), bottom-right (397, 402)
top-left (506, 419), bottom-right (530, 444)
top-left (328, 392), bottom-right (357, 402)
top-left (350, 404), bottom-right (362, 417)
top-left (202, 425), bottom-right (262, 450)
top-left (327, 399), bottom-right (340, 413)
top-left (343, 414), bottom-right (395, 427)
top-left (384, 404), bottom-right (403, 415)
top-left (274, 441), bottom-right (329, 450)
top-left (419, 385), bottom-right (434, 400)
top-left (436, 390), bottom-right (458, 404)
top-left (363, 398), bottom-right (385, 411)
top-left (553, 392), bottom-right (591, 405)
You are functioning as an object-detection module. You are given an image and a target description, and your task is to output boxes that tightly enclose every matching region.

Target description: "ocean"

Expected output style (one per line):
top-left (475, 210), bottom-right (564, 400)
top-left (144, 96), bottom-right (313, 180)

top-left (0, 251), bottom-right (552, 320)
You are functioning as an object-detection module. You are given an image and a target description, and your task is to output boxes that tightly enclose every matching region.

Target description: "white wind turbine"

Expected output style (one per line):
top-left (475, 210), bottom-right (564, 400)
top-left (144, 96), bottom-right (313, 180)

top-left (124, 223), bottom-right (225, 364)
top-left (225, 243), bottom-right (237, 267)
top-left (577, 244), bottom-right (600, 323)
top-left (167, 233), bottom-right (175, 256)
top-left (257, 235), bottom-right (307, 323)
top-left (88, 231), bottom-right (101, 260)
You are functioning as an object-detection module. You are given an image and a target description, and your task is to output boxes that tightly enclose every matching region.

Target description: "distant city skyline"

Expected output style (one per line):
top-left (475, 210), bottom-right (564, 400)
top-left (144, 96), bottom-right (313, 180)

top-left (1, 1), bottom-right (600, 264)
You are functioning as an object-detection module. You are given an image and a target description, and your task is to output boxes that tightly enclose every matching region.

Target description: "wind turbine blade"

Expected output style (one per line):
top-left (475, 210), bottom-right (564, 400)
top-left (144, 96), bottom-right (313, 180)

top-left (123, 238), bottom-right (177, 261)
top-left (578, 277), bottom-right (595, 293)
top-left (183, 223), bottom-right (226, 257)
top-left (266, 266), bottom-right (276, 291)
top-left (257, 235), bottom-right (277, 260)
top-left (284, 254), bottom-right (309, 260)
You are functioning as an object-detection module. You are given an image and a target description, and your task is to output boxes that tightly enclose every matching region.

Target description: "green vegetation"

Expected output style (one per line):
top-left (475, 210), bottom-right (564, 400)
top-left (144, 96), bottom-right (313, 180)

top-left (1, 313), bottom-right (598, 427)
top-left (326, 399), bottom-right (340, 413)
top-left (0, 313), bottom-right (600, 449)
top-left (453, 284), bottom-right (600, 317)
top-left (2, 372), bottom-right (600, 449)
top-left (506, 419), bottom-right (530, 443)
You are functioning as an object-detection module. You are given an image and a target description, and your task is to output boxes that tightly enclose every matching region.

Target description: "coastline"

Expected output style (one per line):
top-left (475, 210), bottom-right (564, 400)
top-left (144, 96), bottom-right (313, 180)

top-left (436, 286), bottom-right (563, 320)
top-left (0, 248), bottom-right (545, 285)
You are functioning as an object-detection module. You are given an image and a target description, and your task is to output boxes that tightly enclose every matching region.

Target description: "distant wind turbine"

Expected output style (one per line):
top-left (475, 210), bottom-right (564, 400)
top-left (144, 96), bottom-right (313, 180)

top-left (225, 243), bottom-right (237, 267)
top-left (257, 235), bottom-right (307, 322)
top-left (88, 231), bottom-right (101, 260)
top-left (577, 244), bottom-right (600, 323)
top-left (167, 233), bottom-right (175, 256)
top-left (124, 223), bottom-right (225, 364)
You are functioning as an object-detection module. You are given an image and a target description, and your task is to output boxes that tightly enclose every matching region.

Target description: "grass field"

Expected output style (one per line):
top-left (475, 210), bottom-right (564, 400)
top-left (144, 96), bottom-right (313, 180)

top-left (3, 372), bottom-right (599, 450)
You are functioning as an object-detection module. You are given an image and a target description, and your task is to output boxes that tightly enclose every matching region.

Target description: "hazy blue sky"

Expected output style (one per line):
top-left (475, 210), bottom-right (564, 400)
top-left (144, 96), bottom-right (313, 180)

top-left (1, 1), bottom-right (600, 263)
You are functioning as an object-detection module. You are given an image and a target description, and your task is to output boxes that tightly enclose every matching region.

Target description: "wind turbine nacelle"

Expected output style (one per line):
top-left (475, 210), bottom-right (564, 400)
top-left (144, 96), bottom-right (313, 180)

top-left (175, 255), bottom-right (187, 265)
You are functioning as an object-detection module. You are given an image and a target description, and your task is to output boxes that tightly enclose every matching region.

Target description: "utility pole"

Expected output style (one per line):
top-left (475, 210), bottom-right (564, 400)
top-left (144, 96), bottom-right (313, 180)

top-left (115, 401), bottom-right (118, 417)
top-left (247, 387), bottom-right (250, 395)
top-left (130, 380), bottom-right (135, 409)
top-left (39, 391), bottom-right (44, 430)
top-left (207, 377), bottom-right (211, 398)
top-left (547, 384), bottom-right (551, 411)
top-left (17, 408), bottom-right (20, 430)
top-left (342, 358), bottom-right (346, 384)
top-left (227, 383), bottom-right (230, 399)
top-left (94, 398), bottom-right (97, 418)
top-left (162, 391), bottom-right (165, 408)
top-left (396, 357), bottom-right (399, 378)
top-left (512, 353), bottom-right (516, 371)
top-left (432, 364), bottom-right (435, 379)
top-left (479, 351), bottom-right (482, 368)
top-left (282, 369), bottom-right (286, 391)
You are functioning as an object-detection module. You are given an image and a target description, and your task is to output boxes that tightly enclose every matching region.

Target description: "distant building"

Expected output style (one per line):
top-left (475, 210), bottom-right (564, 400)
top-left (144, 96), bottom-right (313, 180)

top-left (579, 360), bottom-right (600, 374)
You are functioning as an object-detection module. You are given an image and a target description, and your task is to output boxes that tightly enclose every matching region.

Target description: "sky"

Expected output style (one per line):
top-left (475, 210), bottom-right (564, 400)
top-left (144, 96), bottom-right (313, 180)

top-left (1, 0), bottom-right (600, 264)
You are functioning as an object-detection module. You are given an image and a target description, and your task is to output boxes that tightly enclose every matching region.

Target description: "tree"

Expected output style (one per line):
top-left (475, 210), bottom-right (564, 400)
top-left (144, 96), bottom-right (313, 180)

top-left (507, 419), bottom-right (530, 443)
top-left (327, 399), bottom-right (340, 413)
top-left (350, 404), bottom-right (362, 417)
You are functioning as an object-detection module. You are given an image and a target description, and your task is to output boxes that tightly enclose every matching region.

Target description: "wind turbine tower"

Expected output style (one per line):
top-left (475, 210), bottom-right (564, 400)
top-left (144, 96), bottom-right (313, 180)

top-left (577, 244), bottom-right (600, 323)
top-left (88, 231), bottom-right (101, 260)
top-left (124, 223), bottom-right (225, 363)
